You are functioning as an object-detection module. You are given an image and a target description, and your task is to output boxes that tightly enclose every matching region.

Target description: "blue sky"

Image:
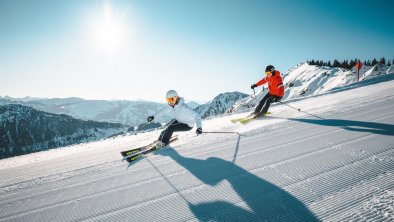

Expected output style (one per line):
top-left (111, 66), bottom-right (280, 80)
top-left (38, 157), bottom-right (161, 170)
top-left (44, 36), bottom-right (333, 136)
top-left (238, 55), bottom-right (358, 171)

top-left (1, 0), bottom-right (393, 102)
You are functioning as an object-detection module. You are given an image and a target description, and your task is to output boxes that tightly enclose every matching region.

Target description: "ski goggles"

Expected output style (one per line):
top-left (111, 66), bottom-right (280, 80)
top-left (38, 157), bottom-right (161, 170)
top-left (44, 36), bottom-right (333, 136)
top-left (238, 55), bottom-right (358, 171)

top-left (166, 97), bottom-right (177, 103)
top-left (265, 71), bottom-right (272, 75)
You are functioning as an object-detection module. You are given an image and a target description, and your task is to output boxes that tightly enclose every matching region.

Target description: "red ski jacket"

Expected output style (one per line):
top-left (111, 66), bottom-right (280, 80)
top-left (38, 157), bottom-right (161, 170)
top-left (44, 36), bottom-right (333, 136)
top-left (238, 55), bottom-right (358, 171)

top-left (255, 70), bottom-right (284, 97)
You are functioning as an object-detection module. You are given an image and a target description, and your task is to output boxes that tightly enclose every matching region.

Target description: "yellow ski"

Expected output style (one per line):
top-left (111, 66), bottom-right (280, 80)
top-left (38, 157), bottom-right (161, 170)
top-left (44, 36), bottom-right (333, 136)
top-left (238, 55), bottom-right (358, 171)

top-left (237, 112), bottom-right (272, 124)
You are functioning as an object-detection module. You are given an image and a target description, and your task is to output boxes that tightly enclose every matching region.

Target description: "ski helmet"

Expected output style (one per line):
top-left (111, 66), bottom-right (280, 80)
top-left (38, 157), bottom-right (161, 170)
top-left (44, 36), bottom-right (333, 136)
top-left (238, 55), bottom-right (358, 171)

top-left (265, 65), bottom-right (275, 74)
top-left (166, 90), bottom-right (178, 99)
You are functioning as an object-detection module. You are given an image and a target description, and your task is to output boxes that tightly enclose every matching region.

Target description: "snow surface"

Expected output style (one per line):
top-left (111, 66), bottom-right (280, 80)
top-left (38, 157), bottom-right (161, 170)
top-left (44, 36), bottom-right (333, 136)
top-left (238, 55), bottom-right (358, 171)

top-left (0, 75), bottom-right (393, 221)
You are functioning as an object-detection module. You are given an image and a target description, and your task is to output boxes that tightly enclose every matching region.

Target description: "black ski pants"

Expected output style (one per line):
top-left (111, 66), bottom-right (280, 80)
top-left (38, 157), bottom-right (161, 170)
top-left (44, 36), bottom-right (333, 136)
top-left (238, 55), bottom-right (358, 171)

top-left (158, 120), bottom-right (192, 145)
top-left (254, 93), bottom-right (275, 115)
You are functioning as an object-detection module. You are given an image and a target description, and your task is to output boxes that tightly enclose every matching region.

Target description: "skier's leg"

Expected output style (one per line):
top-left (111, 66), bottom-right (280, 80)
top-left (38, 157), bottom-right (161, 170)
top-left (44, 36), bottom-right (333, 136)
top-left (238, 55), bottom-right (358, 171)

top-left (171, 122), bottom-right (193, 133)
top-left (158, 121), bottom-right (177, 144)
top-left (158, 121), bottom-right (192, 145)
top-left (260, 95), bottom-right (275, 115)
top-left (254, 93), bottom-right (271, 114)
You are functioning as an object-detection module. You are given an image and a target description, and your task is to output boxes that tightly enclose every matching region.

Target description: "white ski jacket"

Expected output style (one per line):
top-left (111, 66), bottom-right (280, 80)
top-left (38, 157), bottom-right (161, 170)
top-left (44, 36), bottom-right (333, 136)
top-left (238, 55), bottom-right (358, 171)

top-left (154, 98), bottom-right (202, 129)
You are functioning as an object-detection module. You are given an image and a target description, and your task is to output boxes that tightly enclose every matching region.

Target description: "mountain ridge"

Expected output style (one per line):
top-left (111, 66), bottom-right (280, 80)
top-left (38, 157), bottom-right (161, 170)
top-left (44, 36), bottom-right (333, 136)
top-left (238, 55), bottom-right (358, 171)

top-left (0, 104), bottom-right (128, 159)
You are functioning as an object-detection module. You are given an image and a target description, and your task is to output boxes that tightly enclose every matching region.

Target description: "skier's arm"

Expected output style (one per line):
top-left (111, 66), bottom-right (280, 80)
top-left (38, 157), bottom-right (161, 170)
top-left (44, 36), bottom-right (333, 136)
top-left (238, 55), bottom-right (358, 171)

top-left (256, 77), bottom-right (267, 87)
top-left (193, 111), bottom-right (202, 129)
top-left (278, 83), bottom-right (284, 96)
top-left (276, 76), bottom-right (285, 97)
top-left (153, 105), bottom-right (171, 118)
top-left (185, 106), bottom-right (202, 129)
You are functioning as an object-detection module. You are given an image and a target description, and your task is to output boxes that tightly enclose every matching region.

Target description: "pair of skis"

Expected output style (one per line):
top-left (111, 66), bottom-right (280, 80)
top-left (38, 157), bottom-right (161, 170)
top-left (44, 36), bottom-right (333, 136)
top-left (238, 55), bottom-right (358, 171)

top-left (121, 111), bottom-right (269, 164)
top-left (120, 136), bottom-right (178, 164)
top-left (231, 112), bottom-right (271, 124)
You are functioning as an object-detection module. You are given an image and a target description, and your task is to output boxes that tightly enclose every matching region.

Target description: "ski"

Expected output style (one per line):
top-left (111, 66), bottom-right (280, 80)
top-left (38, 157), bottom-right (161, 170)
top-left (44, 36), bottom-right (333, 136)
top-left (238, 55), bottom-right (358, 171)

top-left (124, 139), bottom-right (176, 164)
top-left (121, 136), bottom-right (178, 163)
top-left (121, 136), bottom-right (179, 157)
top-left (239, 112), bottom-right (271, 124)
top-left (230, 116), bottom-right (250, 123)
top-left (120, 146), bottom-right (145, 158)
top-left (231, 112), bottom-right (271, 123)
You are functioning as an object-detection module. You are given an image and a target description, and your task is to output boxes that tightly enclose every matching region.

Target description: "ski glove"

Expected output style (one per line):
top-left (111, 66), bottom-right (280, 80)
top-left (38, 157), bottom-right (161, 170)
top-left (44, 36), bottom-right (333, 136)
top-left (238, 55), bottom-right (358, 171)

top-left (147, 116), bottom-right (154, 122)
top-left (251, 84), bottom-right (257, 89)
top-left (273, 96), bottom-right (283, 102)
top-left (196, 128), bottom-right (202, 135)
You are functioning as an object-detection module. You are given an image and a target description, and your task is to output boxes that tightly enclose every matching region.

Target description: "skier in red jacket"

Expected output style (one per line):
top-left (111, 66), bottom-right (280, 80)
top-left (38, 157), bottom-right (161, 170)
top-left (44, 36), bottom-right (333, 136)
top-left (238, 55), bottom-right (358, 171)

top-left (251, 65), bottom-right (284, 117)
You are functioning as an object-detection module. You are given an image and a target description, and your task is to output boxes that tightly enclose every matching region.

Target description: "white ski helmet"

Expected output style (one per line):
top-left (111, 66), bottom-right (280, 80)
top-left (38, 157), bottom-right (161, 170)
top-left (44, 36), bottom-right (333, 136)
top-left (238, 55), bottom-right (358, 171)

top-left (166, 90), bottom-right (178, 99)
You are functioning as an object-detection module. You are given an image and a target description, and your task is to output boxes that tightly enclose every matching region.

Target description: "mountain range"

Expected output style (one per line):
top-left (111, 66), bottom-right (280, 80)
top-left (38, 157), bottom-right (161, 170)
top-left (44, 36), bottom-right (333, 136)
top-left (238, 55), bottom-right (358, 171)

top-left (0, 92), bottom-right (247, 125)
top-left (0, 98), bottom-right (188, 126)
top-left (0, 104), bottom-right (128, 159)
top-left (0, 92), bottom-right (246, 159)
top-left (194, 92), bottom-right (248, 118)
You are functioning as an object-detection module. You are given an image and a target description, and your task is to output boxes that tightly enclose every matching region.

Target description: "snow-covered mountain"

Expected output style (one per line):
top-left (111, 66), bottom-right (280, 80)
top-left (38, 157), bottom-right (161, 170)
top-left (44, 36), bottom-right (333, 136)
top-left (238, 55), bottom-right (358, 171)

top-left (194, 92), bottom-right (248, 118)
top-left (282, 62), bottom-right (393, 100)
top-left (0, 98), bottom-right (164, 126)
top-left (230, 62), bottom-right (394, 113)
top-left (0, 97), bottom-right (202, 127)
top-left (0, 104), bottom-right (128, 159)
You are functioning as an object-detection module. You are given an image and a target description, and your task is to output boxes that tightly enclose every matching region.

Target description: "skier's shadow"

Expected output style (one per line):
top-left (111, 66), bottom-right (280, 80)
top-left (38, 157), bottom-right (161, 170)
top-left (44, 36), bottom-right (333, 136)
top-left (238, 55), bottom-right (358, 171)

top-left (288, 118), bottom-right (394, 136)
top-left (158, 148), bottom-right (319, 221)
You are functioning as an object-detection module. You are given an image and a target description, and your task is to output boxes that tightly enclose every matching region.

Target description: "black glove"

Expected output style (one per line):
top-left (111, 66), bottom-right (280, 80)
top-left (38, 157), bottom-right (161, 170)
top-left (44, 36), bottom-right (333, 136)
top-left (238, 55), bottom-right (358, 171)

top-left (251, 84), bottom-right (257, 89)
top-left (196, 128), bottom-right (202, 135)
top-left (273, 96), bottom-right (283, 102)
top-left (147, 116), bottom-right (154, 122)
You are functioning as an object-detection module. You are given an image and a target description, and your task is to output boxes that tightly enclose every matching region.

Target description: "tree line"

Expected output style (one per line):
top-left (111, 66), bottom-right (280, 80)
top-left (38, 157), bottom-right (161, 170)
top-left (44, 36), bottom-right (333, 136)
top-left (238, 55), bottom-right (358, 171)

top-left (307, 57), bottom-right (393, 70)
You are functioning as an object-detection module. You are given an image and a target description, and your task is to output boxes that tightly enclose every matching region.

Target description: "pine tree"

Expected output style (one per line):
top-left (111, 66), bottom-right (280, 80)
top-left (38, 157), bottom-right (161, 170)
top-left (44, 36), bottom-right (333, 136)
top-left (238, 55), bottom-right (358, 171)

top-left (372, 58), bottom-right (378, 66)
top-left (380, 57), bottom-right (386, 65)
top-left (350, 59), bottom-right (357, 68)
top-left (341, 60), bottom-right (350, 69)
top-left (333, 59), bottom-right (340, 67)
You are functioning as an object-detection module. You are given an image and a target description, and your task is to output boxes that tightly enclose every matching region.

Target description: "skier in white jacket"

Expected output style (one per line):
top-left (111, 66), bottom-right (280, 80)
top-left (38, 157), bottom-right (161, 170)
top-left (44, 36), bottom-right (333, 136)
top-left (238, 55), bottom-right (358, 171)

top-left (147, 90), bottom-right (202, 148)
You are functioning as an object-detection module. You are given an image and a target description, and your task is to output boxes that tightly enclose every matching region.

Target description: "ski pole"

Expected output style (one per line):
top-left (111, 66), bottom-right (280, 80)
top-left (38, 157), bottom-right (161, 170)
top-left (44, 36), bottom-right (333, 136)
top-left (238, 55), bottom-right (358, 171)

top-left (279, 101), bottom-right (323, 119)
top-left (132, 119), bottom-right (175, 136)
top-left (202, 131), bottom-right (239, 135)
top-left (279, 101), bottom-right (301, 112)
top-left (130, 122), bottom-right (149, 135)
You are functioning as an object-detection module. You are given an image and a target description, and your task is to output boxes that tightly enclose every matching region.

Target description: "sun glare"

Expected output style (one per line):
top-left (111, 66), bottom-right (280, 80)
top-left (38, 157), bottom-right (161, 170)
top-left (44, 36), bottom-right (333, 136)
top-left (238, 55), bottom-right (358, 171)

top-left (89, 2), bottom-right (129, 57)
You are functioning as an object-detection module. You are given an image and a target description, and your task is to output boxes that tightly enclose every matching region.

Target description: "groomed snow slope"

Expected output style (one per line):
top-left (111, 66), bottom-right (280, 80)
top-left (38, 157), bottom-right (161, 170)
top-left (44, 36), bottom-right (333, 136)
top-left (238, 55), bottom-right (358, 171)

top-left (0, 76), bottom-right (393, 221)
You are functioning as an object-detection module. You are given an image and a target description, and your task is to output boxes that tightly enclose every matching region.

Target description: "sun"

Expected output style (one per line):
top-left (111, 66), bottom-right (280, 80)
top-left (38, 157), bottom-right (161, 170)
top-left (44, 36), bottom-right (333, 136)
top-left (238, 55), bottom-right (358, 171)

top-left (89, 2), bottom-right (128, 57)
